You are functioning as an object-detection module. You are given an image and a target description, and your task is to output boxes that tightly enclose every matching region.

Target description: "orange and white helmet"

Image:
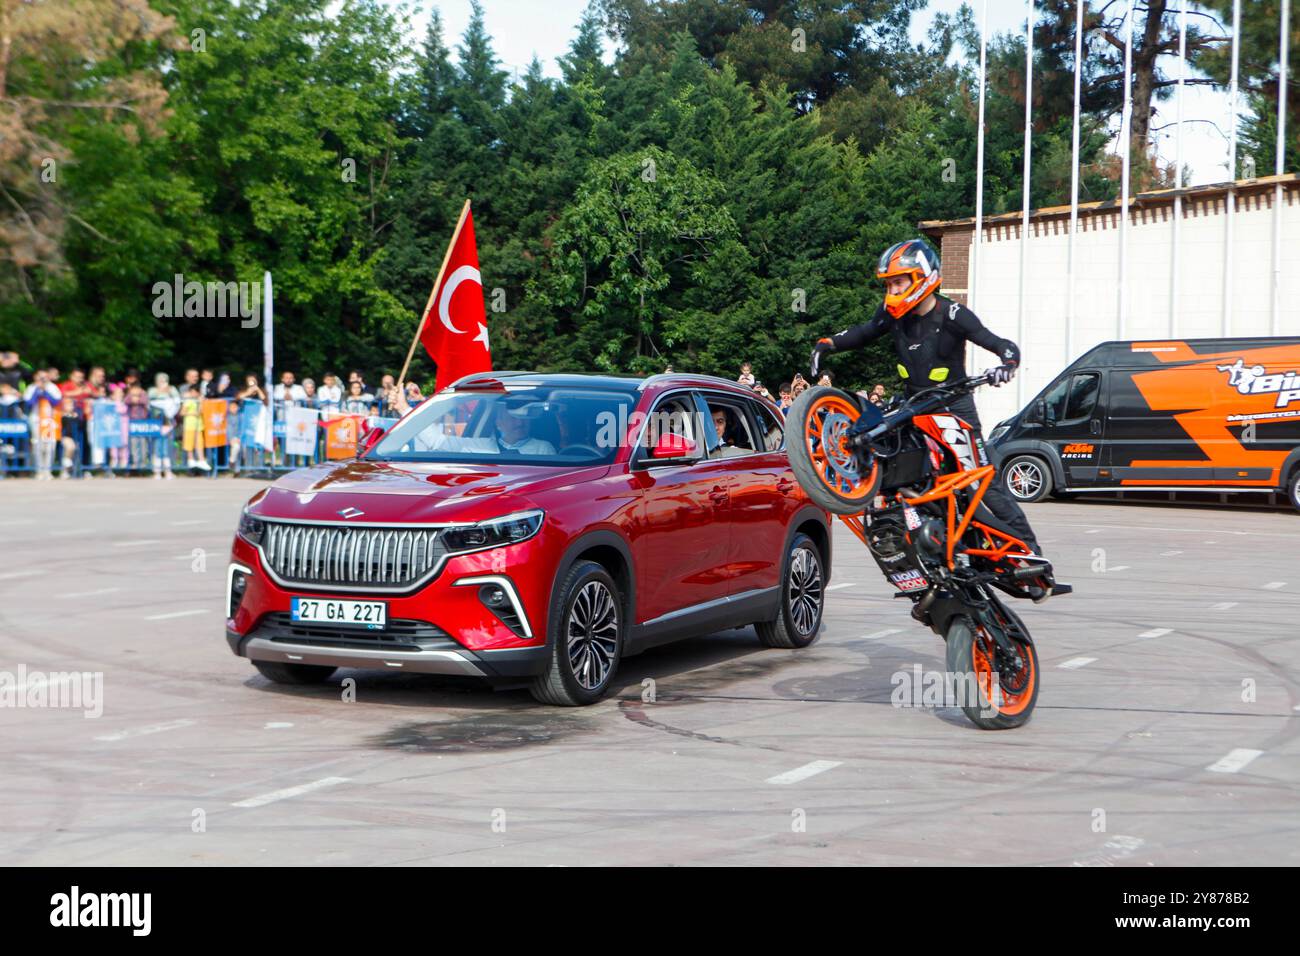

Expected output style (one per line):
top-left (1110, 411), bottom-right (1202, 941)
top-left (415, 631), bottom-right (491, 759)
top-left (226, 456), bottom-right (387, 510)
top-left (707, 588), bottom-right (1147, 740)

top-left (876, 238), bottom-right (941, 319)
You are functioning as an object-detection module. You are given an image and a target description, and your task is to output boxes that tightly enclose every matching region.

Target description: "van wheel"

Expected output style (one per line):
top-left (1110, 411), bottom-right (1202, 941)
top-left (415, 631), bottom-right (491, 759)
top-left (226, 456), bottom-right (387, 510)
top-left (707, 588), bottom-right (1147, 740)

top-left (756, 533), bottom-right (824, 649)
top-left (1002, 455), bottom-right (1052, 503)
top-left (1287, 467), bottom-right (1300, 514)
top-left (530, 560), bottom-right (623, 706)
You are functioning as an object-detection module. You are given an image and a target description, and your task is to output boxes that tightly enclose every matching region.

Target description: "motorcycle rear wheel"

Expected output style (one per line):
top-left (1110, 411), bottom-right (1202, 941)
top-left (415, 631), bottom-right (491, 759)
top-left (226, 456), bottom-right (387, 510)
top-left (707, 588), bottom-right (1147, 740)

top-left (785, 386), bottom-right (882, 515)
top-left (944, 615), bottom-right (1039, 730)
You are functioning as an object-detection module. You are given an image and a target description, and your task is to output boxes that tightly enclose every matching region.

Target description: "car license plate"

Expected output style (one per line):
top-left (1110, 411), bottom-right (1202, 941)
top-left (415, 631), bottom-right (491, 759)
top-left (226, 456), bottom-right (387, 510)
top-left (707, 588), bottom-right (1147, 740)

top-left (290, 597), bottom-right (387, 629)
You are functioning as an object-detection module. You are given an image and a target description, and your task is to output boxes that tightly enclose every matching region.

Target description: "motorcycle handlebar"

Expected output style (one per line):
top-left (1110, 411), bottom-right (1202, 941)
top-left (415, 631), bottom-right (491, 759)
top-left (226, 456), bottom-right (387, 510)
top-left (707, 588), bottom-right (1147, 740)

top-left (861, 370), bottom-right (995, 442)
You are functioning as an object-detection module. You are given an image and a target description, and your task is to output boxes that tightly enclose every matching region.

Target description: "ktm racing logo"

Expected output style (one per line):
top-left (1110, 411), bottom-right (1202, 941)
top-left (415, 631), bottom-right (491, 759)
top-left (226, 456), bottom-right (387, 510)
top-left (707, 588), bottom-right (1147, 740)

top-left (1217, 358), bottom-right (1300, 408)
top-left (1061, 443), bottom-right (1094, 459)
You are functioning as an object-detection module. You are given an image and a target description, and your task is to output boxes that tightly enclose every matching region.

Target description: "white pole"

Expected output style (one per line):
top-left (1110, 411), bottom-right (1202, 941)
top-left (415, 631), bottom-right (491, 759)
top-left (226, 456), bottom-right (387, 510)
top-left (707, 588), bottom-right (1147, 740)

top-left (1118, 0), bottom-right (1134, 339)
top-left (1223, 0), bottom-right (1241, 337)
top-left (1018, 0), bottom-right (1034, 407)
top-left (1273, 0), bottom-right (1291, 335)
top-left (1170, 0), bottom-right (1187, 337)
top-left (263, 271), bottom-right (274, 459)
top-left (1067, 0), bottom-right (1085, 365)
top-left (972, 0), bottom-right (989, 319)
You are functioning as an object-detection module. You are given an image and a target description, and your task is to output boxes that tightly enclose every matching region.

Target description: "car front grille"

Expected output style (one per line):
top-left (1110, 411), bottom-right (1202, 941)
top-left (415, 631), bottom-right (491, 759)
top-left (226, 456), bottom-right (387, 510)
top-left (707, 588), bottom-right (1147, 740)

top-left (261, 522), bottom-right (447, 590)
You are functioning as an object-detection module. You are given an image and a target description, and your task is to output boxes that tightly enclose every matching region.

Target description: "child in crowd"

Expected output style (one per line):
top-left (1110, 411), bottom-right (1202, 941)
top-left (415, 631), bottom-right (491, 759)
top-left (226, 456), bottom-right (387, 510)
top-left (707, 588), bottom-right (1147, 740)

top-left (58, 395), bottom-right (85, 479)
top-left (124, 383), bottom-right (151, 472)
top-left (180, 384), bottom-right (210, 471)
top-left (106, 384), bottom-right (130, 474)
top-left (737, 362), bottom-right (756, 387)
top-left (0, 382), bottom-right (22, 474)
top-left (778, 383), bottom-right (794, 411)
top-left (147, 372), bottom-right (179, 479)
top-left (24, 371), bottom-right (62, 480)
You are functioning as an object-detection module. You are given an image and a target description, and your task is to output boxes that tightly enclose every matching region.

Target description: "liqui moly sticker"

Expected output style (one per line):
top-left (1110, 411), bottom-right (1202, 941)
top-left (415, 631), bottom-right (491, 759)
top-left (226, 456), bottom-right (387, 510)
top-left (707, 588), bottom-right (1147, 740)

top-left (889, 569), bottom-right (929, 592)
top-left (904, 506), bottom-right (922, 530)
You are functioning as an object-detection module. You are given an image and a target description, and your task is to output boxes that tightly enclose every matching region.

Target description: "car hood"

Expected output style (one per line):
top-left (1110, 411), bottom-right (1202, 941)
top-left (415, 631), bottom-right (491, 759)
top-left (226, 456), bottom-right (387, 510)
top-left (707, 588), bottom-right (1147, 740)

top-left (250, 458), bottom-right (610, 524)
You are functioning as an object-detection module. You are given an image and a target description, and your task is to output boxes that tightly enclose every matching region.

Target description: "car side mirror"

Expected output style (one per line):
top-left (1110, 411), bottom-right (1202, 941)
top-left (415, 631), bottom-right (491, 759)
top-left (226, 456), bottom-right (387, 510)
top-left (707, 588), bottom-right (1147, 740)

top-left (1028, 400), bottom-right (1045, 425)
top-left (648, 434), bottom-right (697, 464)
top-left (358, 424), bottom-right (386, 456)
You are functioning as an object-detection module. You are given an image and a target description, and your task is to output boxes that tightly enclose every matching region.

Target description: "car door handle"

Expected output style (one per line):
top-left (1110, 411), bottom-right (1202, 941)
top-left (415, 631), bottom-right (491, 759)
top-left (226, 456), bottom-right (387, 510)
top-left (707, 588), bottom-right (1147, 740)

top-left (1090, 419), bottom-right (1101, 435)
top-left (709, 484), bottom-right (728, 504)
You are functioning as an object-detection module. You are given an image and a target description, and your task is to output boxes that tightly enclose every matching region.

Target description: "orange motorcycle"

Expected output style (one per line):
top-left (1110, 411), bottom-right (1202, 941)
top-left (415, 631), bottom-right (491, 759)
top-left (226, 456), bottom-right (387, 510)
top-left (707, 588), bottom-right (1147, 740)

top-left (786, 371), bottom-right (1070, 729)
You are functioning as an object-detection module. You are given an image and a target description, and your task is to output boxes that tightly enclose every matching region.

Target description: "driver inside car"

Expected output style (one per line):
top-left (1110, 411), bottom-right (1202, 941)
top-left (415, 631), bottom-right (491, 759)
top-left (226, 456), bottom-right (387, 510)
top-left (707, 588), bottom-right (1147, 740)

top-left (408, 396), bottom-right (557, 456)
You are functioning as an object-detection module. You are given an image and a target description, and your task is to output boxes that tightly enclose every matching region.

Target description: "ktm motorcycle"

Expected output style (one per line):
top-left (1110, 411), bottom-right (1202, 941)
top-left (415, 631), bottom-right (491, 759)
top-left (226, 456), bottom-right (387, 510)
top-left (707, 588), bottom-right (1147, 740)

top-left (786, 371), bottom-right (1071, 730)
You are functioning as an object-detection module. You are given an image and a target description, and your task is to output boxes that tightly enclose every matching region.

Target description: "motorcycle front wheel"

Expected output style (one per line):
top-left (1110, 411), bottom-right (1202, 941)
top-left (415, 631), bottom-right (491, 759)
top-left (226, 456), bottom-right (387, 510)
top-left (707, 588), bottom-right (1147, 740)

top-left (944, 615), bottom-right (1039, 730)
top-left (785, 386), bottom-right (882, 515)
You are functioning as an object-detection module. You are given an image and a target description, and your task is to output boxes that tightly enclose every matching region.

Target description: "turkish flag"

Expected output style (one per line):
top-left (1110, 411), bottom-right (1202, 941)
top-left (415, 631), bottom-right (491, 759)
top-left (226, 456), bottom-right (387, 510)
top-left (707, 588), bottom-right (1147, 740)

top-left (419, 203), bottom-right (492, 391)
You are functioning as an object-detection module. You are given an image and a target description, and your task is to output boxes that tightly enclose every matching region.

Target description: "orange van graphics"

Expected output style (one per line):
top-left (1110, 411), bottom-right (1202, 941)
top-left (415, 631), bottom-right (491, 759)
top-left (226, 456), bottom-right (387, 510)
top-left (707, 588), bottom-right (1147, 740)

top-left (1125, 341), bottom-right (1300, 488)
top-left (988, 338), bottom-right (1300, 510)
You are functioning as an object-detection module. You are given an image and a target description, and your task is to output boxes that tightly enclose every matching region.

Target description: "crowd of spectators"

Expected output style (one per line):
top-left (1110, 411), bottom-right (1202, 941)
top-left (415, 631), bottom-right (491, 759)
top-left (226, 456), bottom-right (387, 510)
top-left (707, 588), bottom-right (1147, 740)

top-left (730, 360), bottom-right (891, 412)
top-left (0, 347), bottom-right (895, 481)
top-left (0, 350), bottom-right (418, 480)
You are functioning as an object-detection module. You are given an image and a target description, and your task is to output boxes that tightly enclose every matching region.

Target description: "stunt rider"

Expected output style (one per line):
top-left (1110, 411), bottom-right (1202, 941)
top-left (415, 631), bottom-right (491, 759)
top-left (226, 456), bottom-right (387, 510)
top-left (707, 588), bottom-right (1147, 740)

top-left (810, 237), bottom-right (1042, 555)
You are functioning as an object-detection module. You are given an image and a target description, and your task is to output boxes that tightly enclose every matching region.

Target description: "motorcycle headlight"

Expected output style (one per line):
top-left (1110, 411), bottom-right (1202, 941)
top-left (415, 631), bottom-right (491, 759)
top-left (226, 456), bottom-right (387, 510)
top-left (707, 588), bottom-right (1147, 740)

top-left (441, 510), bottom-right (543, 553)
top-left (237, 510), bottom-right (265, 546)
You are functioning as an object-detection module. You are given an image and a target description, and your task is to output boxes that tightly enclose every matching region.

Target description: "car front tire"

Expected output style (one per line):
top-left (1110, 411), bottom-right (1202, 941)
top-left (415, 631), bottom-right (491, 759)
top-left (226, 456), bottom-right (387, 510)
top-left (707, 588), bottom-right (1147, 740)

top-left (530, 560), bottom-right (624, 706)
top-left (756, 533), bottom-right (824, 649)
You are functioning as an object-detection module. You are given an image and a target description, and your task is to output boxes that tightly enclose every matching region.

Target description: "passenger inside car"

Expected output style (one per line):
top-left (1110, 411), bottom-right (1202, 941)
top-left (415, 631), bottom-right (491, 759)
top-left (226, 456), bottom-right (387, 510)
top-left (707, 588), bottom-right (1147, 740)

top-left (709, 405), bottom-right (753, 458)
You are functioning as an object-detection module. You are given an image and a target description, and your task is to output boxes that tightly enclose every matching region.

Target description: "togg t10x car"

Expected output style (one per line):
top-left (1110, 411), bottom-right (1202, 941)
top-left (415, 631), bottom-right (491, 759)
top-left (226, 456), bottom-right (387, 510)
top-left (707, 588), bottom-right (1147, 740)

top-left (226, 372), bottom-right (831, 705)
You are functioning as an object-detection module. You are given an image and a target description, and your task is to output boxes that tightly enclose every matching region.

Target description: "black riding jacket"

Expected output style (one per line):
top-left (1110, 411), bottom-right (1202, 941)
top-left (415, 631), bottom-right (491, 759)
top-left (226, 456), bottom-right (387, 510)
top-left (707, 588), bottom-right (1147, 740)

top-left (828, 295), bottom-right (1020, 430)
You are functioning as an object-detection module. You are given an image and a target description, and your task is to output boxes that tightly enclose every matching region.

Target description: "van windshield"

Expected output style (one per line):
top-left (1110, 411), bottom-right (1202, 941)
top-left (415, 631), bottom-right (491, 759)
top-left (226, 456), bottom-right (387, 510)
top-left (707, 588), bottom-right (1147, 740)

top-left (372, 385), bottom-right (638, 467)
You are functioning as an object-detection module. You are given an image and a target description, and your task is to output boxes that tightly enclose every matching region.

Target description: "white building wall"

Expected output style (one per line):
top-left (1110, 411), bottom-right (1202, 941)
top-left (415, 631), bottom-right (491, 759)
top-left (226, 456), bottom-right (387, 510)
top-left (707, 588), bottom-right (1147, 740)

top-left (965, 189), bottom-right (1300, 428)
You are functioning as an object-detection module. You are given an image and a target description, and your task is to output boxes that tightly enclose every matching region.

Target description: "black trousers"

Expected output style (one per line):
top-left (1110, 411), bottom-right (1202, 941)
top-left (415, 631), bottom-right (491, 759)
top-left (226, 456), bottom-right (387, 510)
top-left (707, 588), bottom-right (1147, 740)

top-left (940, 394), bottom-right (1041, 554)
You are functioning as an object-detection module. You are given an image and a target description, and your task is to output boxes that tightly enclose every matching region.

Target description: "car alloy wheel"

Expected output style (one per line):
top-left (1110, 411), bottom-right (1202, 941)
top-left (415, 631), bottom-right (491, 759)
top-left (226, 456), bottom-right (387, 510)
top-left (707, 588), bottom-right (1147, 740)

top-left (567, 579), bottom-right (620, 690)
top-left (787, 545), bottom-right (823, 637)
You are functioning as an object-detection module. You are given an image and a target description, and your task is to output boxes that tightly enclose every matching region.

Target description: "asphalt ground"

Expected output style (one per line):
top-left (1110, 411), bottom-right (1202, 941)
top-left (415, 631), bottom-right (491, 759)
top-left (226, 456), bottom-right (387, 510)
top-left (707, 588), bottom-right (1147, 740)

top-left (1, 477), bottom-right (1297, 865)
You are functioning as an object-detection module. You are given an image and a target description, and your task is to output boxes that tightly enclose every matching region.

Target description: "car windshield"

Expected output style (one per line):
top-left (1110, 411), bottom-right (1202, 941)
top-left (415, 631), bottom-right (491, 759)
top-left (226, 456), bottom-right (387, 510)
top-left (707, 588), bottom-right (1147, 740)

top-left (371, 384), bottom-right (638, 467)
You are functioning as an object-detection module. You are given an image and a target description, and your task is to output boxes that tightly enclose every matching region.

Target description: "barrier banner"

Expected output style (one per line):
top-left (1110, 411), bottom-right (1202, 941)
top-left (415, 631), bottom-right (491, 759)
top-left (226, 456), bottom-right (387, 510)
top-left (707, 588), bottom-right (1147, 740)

top-left (284, 405), bottom-right (319, 456)
top-left (324, 415), bottom-right (364, 459)
top-left (238, 400), bottom-right (274, 451)
top-left (129, 419), bottom-right (166, 438)
top-left (0, 420), bottom-right (28, 438)
top-left (202, 399), bottom-right (229, 447)
top-left (91, 400), bottom-right (125, 450)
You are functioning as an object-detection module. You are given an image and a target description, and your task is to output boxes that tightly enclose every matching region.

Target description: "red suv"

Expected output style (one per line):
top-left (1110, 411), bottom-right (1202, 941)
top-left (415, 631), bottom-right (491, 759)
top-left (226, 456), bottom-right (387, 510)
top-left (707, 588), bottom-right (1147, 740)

top-left (225, 372), bottom-right (831, 704)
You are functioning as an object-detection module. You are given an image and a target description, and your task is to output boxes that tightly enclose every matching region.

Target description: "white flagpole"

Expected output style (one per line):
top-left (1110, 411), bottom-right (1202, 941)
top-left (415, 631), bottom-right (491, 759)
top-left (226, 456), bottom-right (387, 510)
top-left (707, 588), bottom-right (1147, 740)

top-left (262, 270), bottom-right (274, 461)
top-left (1067, 0), bottom-right (1085, 366)
top-left (1018, 0), bottom-right (1034, 407)
top-left (1223, 0), bottom-right (1241, 337)
top-left (1118, 0), bottom-right (1134, 338)
top-left (1170, 0), bottom-right (1187, 337)
top-left (1273, 0), bottom-right (1291, 334)
top-left (971, 0), bottom-right (989, 321)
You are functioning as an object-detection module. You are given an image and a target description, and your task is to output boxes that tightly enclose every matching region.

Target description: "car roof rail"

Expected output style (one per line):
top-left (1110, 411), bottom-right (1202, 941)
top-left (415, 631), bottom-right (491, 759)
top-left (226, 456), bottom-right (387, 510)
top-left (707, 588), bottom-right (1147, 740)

top-left (638, 372), bottom-right (754, 392)
top-left (446, 370), bottom-right (534, 390)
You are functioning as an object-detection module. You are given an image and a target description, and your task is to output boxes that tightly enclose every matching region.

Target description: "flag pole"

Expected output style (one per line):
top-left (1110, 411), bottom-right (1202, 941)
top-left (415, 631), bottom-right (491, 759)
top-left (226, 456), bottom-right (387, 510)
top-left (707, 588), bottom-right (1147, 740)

top-left (397, 198), bottom-right (472, 389)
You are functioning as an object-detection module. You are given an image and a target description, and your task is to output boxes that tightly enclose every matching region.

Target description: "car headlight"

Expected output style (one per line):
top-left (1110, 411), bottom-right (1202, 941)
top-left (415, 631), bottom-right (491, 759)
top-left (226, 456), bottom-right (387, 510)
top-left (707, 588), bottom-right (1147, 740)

top-left (237, 510), bottom-right (265, 546)
top-left (441, 510), bottom-right (543, 553)
top-left (989, 424), bottom-right (1010, 444)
